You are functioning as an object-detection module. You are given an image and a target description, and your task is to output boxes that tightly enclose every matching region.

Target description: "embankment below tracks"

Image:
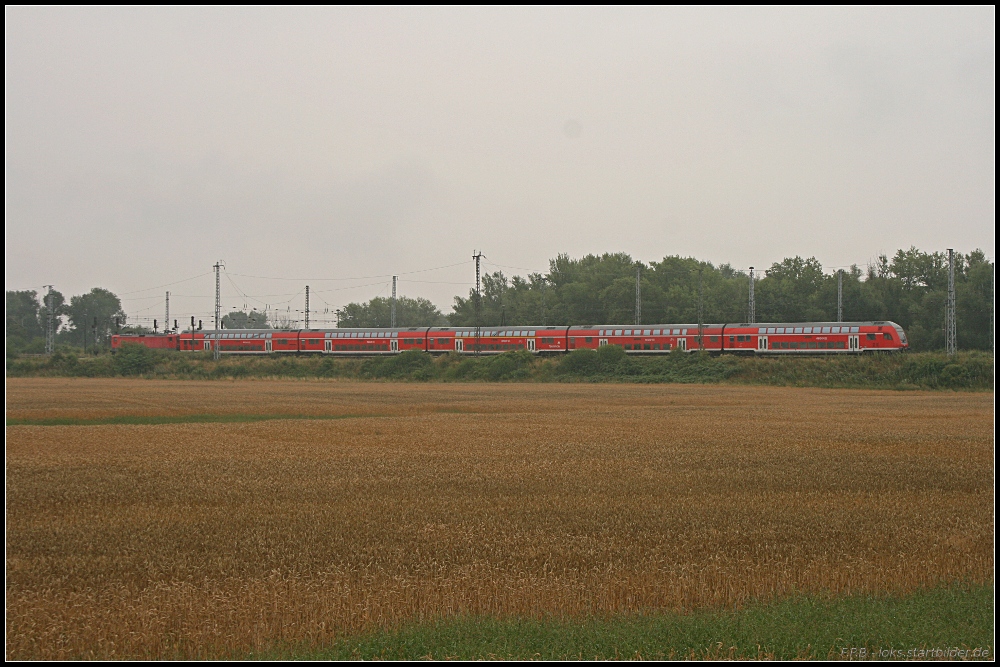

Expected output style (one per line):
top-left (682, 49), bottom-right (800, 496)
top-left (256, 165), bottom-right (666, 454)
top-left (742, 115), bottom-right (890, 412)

top-left (6, 347), bottom-right (992, 390)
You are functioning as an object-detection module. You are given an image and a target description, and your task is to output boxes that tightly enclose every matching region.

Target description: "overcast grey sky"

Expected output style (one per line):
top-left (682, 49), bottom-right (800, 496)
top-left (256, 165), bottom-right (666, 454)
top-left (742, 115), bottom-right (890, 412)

top-left (6, 7), bottom-right (994, 326)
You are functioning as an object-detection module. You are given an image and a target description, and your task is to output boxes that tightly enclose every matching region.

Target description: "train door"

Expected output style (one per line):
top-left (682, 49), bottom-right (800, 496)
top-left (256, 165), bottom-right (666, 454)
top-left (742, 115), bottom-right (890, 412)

top-left (265, 340), bottom-right (272, 353)
top-left (325, 339), bottom-right (332, 353)
top-left (455, 338), bottom-right (464, 352)
top-left (527, 338), bottom-right (536, 352)
top-left (598, 338), bottom-right (608, 346)
top-left (390, 339), bottom-right (398, 352)
top-left (848, 335), bottom-right (859, 351)
top-left (757, 336), bottom-right (767, 352)
top-left (204, 340), bottom-right (211, 351)
top-left (678, 338), bottom-right (687, 351)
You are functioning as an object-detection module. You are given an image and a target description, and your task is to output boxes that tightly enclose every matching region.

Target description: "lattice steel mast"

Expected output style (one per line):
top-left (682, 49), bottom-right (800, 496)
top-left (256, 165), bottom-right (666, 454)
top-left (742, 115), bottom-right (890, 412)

top-left (946, 249), bottom-right (956, 355)
top-left (473, 251), bottom-right (482, 356)
top-left (837, 270), bottom-right (843, 323)
top-left (391, 275), bottom-right (397, 328)
top-left (213, 262), bottom-right (222, 360)
top-left (44, 285), bottom-right (55, 354)
top-left (635, 266), bottom-right (641, 326)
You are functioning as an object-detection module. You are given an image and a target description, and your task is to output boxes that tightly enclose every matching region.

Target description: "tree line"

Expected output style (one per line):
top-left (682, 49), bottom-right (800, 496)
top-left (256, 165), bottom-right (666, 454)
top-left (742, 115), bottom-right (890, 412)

top-left (6, 247), bottom-right (993, 355)
top-left (6, 287), bottom-right (127, 355)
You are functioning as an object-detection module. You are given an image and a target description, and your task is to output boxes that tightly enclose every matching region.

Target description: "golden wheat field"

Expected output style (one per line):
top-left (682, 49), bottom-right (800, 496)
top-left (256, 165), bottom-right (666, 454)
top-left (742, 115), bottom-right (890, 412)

top-left (5, 378), bottom-right (994, 659)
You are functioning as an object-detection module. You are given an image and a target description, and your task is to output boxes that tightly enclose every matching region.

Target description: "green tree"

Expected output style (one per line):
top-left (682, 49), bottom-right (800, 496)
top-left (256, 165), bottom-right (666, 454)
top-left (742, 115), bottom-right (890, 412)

top-left (958, 251), bottom-right (994, 351)
top-left (64, 288), bottom-right (126, 351)
top-left (340, 296), bottom-right (447, 328)
top-left (6, 290), bottom-right (43, 345)
top-left (755, 256), bottom-right (828, 322)
top-left (221, 310), bottom-right (270, 329)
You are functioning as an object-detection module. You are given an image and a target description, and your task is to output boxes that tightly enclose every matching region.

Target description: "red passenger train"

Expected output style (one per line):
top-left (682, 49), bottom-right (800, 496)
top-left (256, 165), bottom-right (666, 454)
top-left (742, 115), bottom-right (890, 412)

top-left (112, 321), bottom-right (909, 355)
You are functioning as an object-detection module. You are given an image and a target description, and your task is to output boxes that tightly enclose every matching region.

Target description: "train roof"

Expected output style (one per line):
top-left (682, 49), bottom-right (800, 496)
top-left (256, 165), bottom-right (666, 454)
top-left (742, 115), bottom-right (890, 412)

top-left (726, 321), bottom-right (902, 329)
top-left (567, 324), bottom-right (706, 331)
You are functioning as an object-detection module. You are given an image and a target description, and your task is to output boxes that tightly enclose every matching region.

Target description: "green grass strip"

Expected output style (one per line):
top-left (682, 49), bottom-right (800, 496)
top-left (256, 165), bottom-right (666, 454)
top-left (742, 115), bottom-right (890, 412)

top-left (274, 583), bottom-right (994, 660)
top-left (6, 413), bottom-right (374, 427)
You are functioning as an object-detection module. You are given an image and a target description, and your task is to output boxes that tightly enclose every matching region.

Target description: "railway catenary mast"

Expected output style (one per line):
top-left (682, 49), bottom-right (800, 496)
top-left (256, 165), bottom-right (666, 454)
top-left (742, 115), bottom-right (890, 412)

top-left (391, 276), bottom-right (397, 328)
top-left (698, 269), bottom-right (704, 351)
top-left (635, 266), bottom-right (641, 326)
top-left (213, 261), bottom-right (222, 361)
top-left (946, 249), bottom-right (957, 355)
top-left (44, 285), bottom-right (55, 355)
top-left (748, 267), bottom-right (755, 324)
top-left (473, 251), bottom-right (482, 356)
top-left (837, 271), bottom-right (843, 323)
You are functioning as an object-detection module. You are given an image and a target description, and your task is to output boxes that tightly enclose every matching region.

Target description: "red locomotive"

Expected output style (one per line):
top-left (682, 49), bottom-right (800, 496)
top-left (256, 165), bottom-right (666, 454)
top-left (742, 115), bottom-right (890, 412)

top-left (112, 321), bottom-right (909, 355)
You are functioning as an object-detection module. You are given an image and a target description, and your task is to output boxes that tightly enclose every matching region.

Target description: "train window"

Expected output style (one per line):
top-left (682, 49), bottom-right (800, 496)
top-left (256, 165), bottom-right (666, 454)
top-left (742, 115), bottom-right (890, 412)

top-left (730, 336), bottom-right (735, 342)
top-left (831, 327), bottom-right (841, 334)
top-left (653, 344), bottom-right (660, 350)
top-left (584, 337), bottom-right (592, 343)
top-left (615, 330), bottom-right (623, 336)
top-left (682, 329), bottom-right (689, 335)
top-left (771, 341), bottom-right (778, 349)
top-left (665, 343), bottom-right (672, 349)
top-left (758, 328), bottom-right (766, 334)
top-left (822, 327), bottom-right (831, 333)
top-left (672, 329), bottom-right (680, 335)
top-left (851, 326), bottom-right (860, 333)
top-left (883, 333), bottom-right (893, 340)
top-left (643, 329), bottom-right (651, 335)
top-left (867, 333), bottom-right (877, 340)
top-left (644, 344), bottom-right (651, 350)
top-left (767, 328), bottom-right (776, 334)
top-left (652, 329), bottom-right (660, 335)
top-left (808, 342), bottom-right (817, 349)
top-left (789, 342), bottom-right (798, 349)
top-left (710, 336), bottom-right (718, 342)
top-left (803, 327), bottom-right (812, 333)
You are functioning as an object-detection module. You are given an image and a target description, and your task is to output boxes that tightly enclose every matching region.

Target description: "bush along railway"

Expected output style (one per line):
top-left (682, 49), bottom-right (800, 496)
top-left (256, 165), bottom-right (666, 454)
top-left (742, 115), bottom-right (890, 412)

top-left (111, 321), bottom-right (909, 356)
